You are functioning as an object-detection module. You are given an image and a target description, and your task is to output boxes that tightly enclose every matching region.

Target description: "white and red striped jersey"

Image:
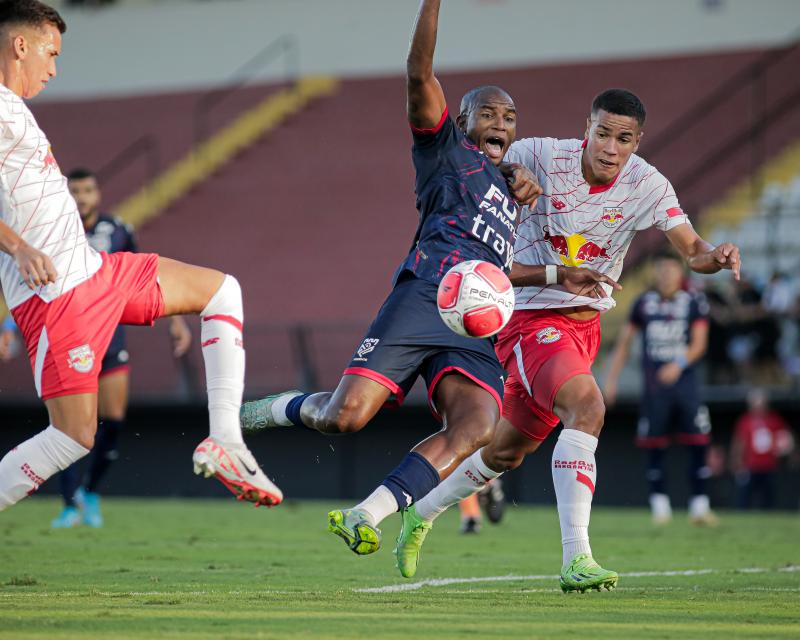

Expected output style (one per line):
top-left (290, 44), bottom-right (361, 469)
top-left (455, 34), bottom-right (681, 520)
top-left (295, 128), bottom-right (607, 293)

top-left (505, 137), bottom-right (691, 312)
top-left (0, 84), bottom-right (101, 310)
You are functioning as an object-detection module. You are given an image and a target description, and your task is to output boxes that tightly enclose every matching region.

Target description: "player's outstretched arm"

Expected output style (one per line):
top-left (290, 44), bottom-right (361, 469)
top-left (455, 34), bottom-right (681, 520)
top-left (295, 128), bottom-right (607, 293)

top-left (407, 0), bottom-right (447, 130)
top-left (666, 224), bottom-right (741, 280)
top-left (0, 220), bottom-right (57, 289)
top-left (510, 263), bottom-right (622, 297)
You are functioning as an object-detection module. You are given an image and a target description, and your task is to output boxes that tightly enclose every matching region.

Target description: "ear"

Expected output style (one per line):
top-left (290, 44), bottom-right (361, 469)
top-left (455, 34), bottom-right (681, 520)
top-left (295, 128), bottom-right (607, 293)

top-left (584, 117), bottom-right (591, 140)
top-left (12, 34), bottom-right (27, 60)
top-left (456, 111), bottom-right (468, 132)
top-left (632, 129), bottom-right (643, 154)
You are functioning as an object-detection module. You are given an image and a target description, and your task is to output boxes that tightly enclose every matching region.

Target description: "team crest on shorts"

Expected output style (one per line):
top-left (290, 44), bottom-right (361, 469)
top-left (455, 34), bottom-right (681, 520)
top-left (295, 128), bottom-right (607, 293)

top-left (535, 327), bottom-right (561, 345)
top-left (67, 344), bottom-right (95, 373)
top-left (354, 338), bottom-right (380, 361)
top-left (601, 207), bottom-right (624, 227)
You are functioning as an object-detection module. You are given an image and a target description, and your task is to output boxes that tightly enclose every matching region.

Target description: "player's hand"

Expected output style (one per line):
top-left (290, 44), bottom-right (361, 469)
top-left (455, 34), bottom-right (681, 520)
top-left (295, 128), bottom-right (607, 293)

top-left (13, 242), bottom-right (57, 289)
top-left (709, 242), bottom-right (741, 280)
top-left (0, 329), bottom-right (17, 362)
top-left (561, 266), bottom-right (622, 298)
top-left (170, 317), bottom-right (192, 358)
top-left (656, 361), bottom-right (683, 386)
top-left (502, 163), bottom-right (542, 208)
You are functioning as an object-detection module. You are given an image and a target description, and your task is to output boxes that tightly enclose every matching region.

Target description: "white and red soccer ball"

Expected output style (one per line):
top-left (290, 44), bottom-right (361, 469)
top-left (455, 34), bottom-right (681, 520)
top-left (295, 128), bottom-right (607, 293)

top-left (437, 260), bottom-right (514, 338)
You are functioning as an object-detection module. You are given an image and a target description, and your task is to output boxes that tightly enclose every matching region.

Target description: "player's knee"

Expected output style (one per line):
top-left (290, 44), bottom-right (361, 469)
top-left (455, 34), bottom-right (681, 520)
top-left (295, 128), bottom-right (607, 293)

top-left (568, 393), bottom-right (606, 435)
top-left (444, 413), bottom-right (497, 457)
top-left (69, 424), bottom-right (97, 450)
top-left (324, 398), bottom-right (370, 434)
top-left (483, 443), bottom-right (525, 471)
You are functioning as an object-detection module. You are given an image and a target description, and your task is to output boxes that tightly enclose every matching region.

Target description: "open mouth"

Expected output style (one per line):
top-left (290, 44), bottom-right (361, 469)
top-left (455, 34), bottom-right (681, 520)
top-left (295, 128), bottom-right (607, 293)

top-left (598, 158), bottom-right (616, 170)
top-left (484, 136), bottom-right (505, 161)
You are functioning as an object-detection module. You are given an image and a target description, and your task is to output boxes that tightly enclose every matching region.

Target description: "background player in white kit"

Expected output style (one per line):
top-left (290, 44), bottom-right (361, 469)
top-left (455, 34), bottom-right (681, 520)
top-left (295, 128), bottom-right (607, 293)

top-left (395, 89), bottom-right (742, 593)
top-left (0, 0), bottom-right (281, 512)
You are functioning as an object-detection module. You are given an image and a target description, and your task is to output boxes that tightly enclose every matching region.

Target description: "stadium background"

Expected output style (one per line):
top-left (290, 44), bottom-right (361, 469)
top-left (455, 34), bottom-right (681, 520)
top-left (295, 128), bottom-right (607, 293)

top-left (1, 0), bottom-right (799, 510)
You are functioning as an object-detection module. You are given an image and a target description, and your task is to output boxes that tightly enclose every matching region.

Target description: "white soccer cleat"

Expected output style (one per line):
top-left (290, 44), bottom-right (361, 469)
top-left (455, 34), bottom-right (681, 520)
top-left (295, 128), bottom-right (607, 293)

top-left (192, 437), bottom-right (283, 507)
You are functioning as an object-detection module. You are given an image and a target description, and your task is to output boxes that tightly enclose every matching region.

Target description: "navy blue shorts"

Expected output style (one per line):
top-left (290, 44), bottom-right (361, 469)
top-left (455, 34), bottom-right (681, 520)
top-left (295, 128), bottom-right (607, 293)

top-left (636, 375), bottom-right (711, 447)
top-left (100, 326), bottom-right (130, 376)
top-left (345, 275), bottom-right (504, 419)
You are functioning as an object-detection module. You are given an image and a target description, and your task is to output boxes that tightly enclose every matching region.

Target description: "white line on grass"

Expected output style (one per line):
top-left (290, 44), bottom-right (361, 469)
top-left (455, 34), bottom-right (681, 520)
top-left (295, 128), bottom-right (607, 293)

top-left (355, 565), bottom-right (799, 593)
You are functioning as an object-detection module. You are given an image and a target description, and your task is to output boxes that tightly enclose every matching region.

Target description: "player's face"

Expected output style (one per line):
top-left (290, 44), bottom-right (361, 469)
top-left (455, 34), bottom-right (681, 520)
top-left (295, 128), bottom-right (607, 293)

top-left (582, 109), bottom-right (642, 185)
top-left (69, 177), bottom-right (101, 221)
top-left (654, 258), bottom-right (683, 296)
top-left (17, 24), bottom-right (61, 99)
top-left (461, 97), bottom-right (517, 166)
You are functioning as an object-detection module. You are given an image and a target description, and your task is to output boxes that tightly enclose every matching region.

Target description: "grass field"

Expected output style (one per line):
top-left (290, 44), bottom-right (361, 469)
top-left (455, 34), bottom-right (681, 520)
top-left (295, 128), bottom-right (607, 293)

top-left (1, 498), bottom-right (798, 639)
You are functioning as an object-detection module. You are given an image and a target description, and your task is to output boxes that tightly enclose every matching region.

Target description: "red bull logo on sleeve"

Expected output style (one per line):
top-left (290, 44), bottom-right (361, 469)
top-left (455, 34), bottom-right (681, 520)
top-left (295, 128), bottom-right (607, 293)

top-left (41, 146), bottom-right (60, 174)
top-left (542, 226), bottom-right (611, 267)
top-left (535, 326), bottom-right (562, 344)
top-left (67, 344), bottom-right (95, 374)
top-left (601, 207), bottom-right (624, 228)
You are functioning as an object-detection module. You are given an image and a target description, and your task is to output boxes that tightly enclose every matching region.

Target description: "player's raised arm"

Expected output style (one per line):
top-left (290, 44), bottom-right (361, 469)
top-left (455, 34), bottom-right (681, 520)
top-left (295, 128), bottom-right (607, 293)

top-left (665, 222), bottom-right (741, 280)
top-left (407, 0), bottom-right (447, 130)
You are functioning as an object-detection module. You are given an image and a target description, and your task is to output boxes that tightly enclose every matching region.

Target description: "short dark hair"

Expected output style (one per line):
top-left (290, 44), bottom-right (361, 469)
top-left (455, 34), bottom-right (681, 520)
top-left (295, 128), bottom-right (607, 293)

top-left (67, 167), bottom-right (96, 181)
top-left (591, 89), bottom-right (645, 127)
top-left (459, 85), bottom-right (514, 118)
top-left (0, 0), bottom-right (66, 35)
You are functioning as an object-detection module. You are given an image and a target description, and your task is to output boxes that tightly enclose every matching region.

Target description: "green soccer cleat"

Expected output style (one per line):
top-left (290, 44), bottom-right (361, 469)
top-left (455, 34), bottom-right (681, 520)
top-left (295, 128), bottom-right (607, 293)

top-left (394, 505), bottom-right (432, 578)
top-left (327, 509), bottom-right (381, 555)
top-left (239, 390), bottom-right (302, 433)
top-left (559, 553), bottom-right (618, 593)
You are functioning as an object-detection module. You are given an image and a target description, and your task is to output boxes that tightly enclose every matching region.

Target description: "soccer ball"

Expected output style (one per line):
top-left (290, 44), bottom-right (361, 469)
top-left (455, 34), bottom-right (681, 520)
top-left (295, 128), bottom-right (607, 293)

top-left (437, 260), bottom-right (514, 338)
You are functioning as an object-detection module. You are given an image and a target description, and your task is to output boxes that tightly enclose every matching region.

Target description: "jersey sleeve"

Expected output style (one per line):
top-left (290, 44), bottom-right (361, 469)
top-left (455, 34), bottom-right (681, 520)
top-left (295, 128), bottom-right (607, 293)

top-left (629, 295), bottom-right (645, 327)
top-left (690, 292), bottom-right (710, 324)
top-left (410, 107), bottom-right (456, 150)
top-left (633, 170), bottom-right (691, 232)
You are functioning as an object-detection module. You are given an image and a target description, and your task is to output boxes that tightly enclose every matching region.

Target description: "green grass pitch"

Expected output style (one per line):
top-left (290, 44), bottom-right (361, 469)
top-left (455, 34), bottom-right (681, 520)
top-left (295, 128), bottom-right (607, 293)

top-left (1, 498), bottom-right (798, 639)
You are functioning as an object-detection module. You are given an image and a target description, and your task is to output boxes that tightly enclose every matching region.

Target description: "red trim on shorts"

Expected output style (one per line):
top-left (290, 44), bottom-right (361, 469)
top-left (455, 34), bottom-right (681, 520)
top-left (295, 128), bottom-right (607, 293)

top-left (675, 433), bottom-right (711, 446)
top-left (343, 367), bottom-right (406, 405)
top-left (427, 365), bottom-right (503, 422)
top-left (99, 364), bottom-right (130, 379)
top-left (636, 435), bottom-right (671, 449)
top-left (203, 314), bottom-right (243, 333)
top-left (410, 107), bottom-right (449, 135)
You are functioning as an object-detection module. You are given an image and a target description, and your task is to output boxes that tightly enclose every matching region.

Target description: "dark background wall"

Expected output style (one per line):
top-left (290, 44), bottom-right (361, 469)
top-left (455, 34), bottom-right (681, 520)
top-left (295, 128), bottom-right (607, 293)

top-left (3, 402), bottom-right (797, 510)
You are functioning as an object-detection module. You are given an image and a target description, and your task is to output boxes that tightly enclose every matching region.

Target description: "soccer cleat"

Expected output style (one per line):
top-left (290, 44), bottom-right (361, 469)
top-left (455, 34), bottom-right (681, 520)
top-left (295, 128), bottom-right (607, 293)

top-left (51, 506), bottom-right (82, 529)
top-left (478, 478), bottom-right (506, 524)
top-left (559, 553), bottom-right (618, 593)
top-left (460, 516), bottom-right (481, 534)
top-left (81, 491), bottom-right (104, 528)
top-left (192, 437), bottom-right (283, 507)
top-left (327, 508), bottom-right (381, 555)
top-left (394, 505), bottom-right (432, 578)
top-left (690, 510), bottom-right (719, 527)
top-left (240, 390), bottom-right (302, 433)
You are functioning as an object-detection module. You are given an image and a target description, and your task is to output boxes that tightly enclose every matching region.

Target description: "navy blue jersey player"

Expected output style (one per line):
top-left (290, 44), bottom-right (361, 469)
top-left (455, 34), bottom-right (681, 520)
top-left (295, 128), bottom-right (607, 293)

top-left (49, 168), bottom-right (192, 529)
top-left (605, 250), bottom-right (716, 525)
top-left (241, 0), bottom-right (541, 557)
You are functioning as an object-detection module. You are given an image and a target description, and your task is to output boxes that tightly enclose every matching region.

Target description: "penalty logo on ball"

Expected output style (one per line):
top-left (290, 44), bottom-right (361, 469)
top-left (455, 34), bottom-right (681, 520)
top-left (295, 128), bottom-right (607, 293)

top-left (437, 260), bottom-right (514, 339)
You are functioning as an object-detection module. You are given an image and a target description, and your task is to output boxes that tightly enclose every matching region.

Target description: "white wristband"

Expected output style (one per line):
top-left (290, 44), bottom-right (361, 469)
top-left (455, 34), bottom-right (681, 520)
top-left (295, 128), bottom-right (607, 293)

top-left (545, 264), bottom-right (558, 285)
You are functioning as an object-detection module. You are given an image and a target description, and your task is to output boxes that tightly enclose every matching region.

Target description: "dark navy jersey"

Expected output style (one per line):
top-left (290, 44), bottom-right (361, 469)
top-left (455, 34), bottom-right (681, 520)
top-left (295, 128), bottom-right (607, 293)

top-left (630, 288), bottom-right (709, 388)
top-left (85, 214), bottom-right (137, 255)
top-left (395, 109), bottom-right (520, 285)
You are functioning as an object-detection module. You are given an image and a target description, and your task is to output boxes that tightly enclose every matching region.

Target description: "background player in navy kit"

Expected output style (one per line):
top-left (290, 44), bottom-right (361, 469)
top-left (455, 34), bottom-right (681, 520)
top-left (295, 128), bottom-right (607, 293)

top-left (604, 250), bottom-right (716, 525)
top-left (240, 0), bottom-right (541, 555)
top-left (49, 168), bottom-right (192, 528)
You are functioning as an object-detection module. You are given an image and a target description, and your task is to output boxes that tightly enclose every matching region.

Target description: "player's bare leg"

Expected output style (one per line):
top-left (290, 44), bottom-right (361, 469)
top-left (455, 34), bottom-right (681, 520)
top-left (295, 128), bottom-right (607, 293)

top-left (157, 257), bottom-right (282, 506)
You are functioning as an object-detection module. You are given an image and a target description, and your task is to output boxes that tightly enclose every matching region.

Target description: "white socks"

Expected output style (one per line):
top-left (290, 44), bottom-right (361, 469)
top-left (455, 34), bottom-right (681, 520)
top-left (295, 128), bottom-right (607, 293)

top-left (270, 391), bottom-right (303, 427)
top-left (414, 448), bottom-right (503, 522)
top-left (689, 494), bottom-right (711, 519)
top-left (354, 485), bottom-right (399, 527)
top-left (650, 492), bottom-right (673, 523)
top-left (552, 428), bottom-right (598, 566)
top-left (0, 426), bottom-right (89, 511)
top-left (200, 275), bottom-right (245, 445)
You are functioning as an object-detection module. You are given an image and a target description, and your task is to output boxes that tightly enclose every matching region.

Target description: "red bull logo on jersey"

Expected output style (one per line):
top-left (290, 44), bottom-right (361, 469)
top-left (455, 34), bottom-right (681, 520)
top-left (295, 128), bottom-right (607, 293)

top-left (535, 326), bottom-right (561, 344)
top-left (601, 207), bottom-right (624, 228)
top-left (67, 344), bottom-right (95, 373)
top-left (40, 146), bottom-right (59, 174)
top-left (542, 226), bottom-right (611, 267)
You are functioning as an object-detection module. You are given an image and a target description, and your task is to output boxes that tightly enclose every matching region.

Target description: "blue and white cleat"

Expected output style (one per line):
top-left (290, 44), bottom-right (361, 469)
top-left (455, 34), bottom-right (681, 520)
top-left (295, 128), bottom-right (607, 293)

top-left (51, 506), bottom-right (82, 529)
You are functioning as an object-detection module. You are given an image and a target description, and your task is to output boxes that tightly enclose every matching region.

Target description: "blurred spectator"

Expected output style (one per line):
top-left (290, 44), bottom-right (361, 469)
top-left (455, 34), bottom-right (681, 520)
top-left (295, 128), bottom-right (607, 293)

top-left (0, 315), bottom-right (19, 362)
top-left (730, 388), bottom-right (795, 509)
